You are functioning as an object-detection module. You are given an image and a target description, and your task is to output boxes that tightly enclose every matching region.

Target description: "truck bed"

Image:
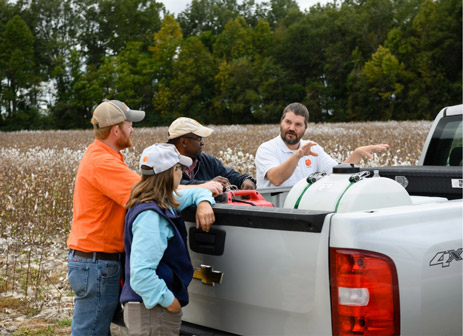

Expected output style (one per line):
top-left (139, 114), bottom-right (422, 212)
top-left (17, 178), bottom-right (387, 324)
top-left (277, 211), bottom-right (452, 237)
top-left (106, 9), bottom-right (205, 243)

top-left (181, 165), bottom-right (462, 335)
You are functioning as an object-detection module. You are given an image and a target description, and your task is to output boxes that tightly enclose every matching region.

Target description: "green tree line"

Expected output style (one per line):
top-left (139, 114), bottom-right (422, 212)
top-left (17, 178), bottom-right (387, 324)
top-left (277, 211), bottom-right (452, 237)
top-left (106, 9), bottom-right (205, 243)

top-left (0, 0), bottom-right (461, 130)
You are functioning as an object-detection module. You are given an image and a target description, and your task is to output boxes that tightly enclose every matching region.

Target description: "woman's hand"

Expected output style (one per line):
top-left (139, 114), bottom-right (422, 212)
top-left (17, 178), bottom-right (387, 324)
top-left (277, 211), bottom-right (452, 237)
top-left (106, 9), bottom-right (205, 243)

top-left (199, 181), bottom-right (223, 197)
top-left (195, 201), bottom-right (215, 232)
top-left (166, 297), bottom-right (181, 313)
top-left (211, 176), bottom-right (230, 189)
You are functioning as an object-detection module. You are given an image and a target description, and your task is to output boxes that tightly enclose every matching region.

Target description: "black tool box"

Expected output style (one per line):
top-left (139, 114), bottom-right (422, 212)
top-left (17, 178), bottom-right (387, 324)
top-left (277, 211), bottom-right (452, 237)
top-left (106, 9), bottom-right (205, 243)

top-left (361, 166), bottom-right (463, 200)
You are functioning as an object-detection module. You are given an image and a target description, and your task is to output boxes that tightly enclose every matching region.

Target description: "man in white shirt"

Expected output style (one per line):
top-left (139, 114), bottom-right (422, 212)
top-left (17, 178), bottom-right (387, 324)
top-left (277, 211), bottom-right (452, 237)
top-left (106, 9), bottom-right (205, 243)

top-left (255, 103), bottom-right (389, 188)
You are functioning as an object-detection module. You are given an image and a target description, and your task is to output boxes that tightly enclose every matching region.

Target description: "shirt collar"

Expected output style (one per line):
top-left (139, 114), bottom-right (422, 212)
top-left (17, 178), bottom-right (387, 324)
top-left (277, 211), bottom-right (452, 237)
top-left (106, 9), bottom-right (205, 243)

top-left (94, 139), bottom-right (124, 161)
top-left (276, 134), bottom-right (299, 153)
top-left (184, 158), bottom-right (198, 179)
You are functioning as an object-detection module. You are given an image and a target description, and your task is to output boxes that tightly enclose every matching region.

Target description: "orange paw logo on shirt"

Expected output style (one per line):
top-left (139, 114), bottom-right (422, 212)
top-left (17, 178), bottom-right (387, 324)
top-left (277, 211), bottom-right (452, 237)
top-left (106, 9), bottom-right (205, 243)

top-left (305, 158), bottom-right (311, 167)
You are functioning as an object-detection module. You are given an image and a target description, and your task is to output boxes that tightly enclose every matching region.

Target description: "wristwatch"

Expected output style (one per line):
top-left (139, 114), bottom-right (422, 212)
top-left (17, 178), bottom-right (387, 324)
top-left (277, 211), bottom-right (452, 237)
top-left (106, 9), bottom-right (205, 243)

top-left (246, 176), bottom-right (257, 185)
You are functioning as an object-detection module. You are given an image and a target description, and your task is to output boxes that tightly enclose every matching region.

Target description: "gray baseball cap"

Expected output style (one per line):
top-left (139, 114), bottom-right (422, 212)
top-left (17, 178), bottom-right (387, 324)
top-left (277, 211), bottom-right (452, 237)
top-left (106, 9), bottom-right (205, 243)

top-left (92, 100), bottom-right (145, 127)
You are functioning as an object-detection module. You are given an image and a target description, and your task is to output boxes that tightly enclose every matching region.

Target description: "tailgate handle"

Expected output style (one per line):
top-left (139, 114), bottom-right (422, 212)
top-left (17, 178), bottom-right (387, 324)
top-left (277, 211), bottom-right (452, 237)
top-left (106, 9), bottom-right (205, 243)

top-left (189, 227), bottom-right (226, 256)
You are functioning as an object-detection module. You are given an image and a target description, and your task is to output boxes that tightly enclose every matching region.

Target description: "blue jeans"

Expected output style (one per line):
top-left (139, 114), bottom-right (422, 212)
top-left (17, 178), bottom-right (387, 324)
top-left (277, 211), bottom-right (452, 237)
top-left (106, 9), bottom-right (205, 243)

top-left (68, 251), bottom-right (122, 336)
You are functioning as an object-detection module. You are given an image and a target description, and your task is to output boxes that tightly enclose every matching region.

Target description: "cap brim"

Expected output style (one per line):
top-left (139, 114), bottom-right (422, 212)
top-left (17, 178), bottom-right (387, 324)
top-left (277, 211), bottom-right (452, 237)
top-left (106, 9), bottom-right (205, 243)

top-left (192, 126), bottom-right (213, 138)
top-left (126, 109), bottom-right (145, 123)
top-left (179, 154), bottom-right (193, 167)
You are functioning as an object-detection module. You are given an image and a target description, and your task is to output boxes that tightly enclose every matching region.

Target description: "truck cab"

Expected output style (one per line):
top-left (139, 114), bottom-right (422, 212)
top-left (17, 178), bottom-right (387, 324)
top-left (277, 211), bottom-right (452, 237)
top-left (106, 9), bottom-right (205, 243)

top-left (419, 104), bottom-right (462, 166)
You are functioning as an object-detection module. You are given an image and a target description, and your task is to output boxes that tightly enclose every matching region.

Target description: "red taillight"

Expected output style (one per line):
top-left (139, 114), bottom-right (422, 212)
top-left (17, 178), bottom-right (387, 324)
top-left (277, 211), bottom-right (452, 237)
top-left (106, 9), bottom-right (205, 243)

top-left (330, 248), bottom-right (400, 336)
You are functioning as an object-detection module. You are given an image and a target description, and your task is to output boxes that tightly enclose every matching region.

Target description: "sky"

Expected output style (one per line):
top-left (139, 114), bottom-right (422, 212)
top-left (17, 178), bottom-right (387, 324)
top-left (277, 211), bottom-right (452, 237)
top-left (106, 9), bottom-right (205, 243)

top-left (161, 0), bottom-right (331, 15)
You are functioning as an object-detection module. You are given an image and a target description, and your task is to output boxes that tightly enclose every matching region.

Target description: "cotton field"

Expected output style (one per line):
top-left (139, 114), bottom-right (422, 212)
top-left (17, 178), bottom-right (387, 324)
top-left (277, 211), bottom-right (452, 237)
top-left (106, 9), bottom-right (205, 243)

top-left (0, 121), bottom-right (432, 332)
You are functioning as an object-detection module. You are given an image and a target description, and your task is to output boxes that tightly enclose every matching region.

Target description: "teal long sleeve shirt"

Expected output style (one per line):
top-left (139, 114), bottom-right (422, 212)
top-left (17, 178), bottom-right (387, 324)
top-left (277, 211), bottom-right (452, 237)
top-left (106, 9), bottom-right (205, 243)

top-left (129, 188), bottom-right (215, 309)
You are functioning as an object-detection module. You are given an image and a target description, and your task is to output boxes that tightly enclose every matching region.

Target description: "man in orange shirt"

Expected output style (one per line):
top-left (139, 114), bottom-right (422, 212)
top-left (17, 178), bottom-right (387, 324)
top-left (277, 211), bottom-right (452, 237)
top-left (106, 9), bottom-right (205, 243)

top-left (67, 99), bottom-right (145, 336)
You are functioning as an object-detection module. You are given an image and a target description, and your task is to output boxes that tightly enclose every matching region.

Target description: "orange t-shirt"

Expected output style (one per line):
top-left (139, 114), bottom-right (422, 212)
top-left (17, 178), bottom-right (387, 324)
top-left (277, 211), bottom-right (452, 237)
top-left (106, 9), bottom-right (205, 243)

top-left (67, 139), bottom-right (141, 253)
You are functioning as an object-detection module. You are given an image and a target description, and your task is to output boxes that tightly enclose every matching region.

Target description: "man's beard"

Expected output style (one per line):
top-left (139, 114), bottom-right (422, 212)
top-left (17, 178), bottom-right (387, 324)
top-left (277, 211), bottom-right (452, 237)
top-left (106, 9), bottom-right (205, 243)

top-left (281, 128), bottom-right (302, 145)
top-left (116, 134), bottom-right (133, 149)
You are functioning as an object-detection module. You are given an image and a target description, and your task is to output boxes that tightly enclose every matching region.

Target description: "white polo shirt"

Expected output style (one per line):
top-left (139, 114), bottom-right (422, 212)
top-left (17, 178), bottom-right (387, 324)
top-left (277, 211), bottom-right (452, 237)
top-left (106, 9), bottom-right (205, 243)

top-left (255, 135), bottom-right (338, 188)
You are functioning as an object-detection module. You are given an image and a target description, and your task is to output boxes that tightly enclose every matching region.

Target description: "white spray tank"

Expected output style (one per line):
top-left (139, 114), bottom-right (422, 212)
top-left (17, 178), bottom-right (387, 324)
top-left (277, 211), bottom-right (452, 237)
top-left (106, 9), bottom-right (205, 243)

top-left (283, 164), bottom-right (412, 212)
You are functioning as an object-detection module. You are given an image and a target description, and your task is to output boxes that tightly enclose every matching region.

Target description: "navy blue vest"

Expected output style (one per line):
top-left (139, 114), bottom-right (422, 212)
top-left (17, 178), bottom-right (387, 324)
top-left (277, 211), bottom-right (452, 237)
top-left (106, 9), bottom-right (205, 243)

top-left (120, 202), bottom-right (194, 307)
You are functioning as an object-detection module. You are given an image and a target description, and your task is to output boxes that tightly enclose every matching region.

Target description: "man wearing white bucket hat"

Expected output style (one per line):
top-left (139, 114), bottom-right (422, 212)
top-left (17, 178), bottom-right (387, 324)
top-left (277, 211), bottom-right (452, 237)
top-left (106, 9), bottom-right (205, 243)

top-left (121, 143), bottom-right (215, 335)
top-left (167, 117), bottom-right (257, 190)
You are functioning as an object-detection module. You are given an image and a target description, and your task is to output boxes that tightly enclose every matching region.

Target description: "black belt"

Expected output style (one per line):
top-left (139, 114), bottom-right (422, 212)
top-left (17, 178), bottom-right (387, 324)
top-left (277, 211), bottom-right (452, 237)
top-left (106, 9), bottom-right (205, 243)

top-left (70, 249), bottom-right (121, 261)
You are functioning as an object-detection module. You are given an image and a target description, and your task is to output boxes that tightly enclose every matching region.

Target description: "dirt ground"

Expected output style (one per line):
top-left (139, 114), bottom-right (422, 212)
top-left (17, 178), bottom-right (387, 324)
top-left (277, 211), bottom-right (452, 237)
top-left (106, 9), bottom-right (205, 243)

top-left (0, 246), bottom-right (128, 336)
top-left (0, 299), bottom-right (128, 336)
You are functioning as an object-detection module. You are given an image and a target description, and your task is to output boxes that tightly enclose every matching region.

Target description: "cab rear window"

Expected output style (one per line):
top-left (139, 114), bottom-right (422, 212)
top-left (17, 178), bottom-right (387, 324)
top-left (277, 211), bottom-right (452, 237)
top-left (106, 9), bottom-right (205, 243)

top-left (423, 115), bottom-right (462, 166)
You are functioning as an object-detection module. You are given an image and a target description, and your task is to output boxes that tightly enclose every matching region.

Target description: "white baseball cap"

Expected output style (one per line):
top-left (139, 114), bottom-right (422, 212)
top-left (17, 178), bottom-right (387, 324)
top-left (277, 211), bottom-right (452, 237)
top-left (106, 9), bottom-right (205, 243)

top-left (167, 117), bottom-right (213, 139)
top-left (140, 143), bottom-right (193, 175)
top-left (92, 99), bottom-right (145, 128)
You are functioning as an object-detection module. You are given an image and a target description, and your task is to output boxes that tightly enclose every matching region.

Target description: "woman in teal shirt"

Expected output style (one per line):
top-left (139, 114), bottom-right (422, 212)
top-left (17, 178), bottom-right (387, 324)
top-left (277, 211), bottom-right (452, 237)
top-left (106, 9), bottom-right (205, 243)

top-left (121, 143), bottom-right (215, 336)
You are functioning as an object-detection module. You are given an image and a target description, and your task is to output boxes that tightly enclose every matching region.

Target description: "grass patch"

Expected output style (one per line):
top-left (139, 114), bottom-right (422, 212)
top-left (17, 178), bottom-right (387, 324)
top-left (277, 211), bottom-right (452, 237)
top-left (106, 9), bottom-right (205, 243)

top-left (0, 297), bottom-right (40, 316)
top-left (56, 318), bottom-right (72, 326)
top-left (13, 326), bottom-right (54, 336)
top-left (0, 297), bottom-right (23, 310)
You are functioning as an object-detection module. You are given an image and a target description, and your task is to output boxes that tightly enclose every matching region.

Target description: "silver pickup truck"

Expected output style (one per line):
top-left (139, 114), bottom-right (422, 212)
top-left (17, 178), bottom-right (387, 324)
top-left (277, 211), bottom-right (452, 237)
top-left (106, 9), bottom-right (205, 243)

top-left (181, 105), bottom-right (462, 336)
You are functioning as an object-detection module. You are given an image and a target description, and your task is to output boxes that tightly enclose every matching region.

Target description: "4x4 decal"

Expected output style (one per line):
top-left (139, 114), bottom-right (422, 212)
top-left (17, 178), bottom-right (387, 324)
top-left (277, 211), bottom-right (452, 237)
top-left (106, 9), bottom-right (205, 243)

top-left (429, 248), bottom-right (462, 268)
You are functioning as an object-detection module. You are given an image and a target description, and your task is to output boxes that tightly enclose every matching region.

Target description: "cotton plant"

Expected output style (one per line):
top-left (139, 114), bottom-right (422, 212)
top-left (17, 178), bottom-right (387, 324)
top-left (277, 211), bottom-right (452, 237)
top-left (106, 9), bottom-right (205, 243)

top-left (0, 120), bottom-right (433, 314)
